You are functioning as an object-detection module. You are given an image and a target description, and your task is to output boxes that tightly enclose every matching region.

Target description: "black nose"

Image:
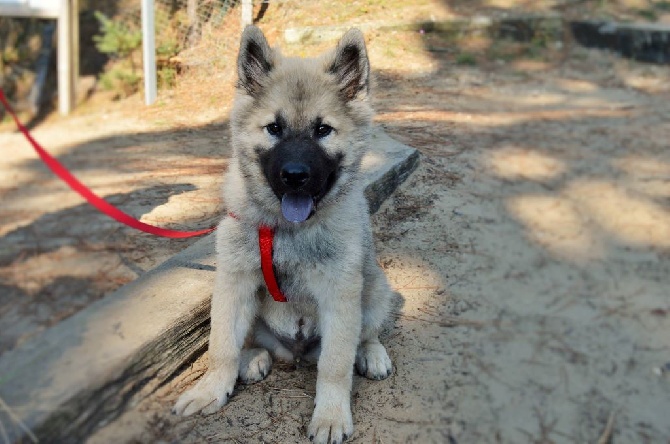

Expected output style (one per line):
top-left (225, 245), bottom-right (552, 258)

top-left (280, 162), bottom-right (310, 189)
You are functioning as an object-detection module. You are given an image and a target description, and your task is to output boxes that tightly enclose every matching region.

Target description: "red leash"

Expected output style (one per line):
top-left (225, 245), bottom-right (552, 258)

top-left (0, 89), bottom-right (215, 238)
top-left (3, 89), bottom-right (286, 302)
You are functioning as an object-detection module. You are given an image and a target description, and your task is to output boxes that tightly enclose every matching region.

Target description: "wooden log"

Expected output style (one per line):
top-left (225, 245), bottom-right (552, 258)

top-left (0, 127), bottom-right (419, 443)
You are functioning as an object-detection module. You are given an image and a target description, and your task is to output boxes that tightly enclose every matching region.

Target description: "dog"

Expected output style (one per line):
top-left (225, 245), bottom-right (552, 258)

top-left (173, 25), bottom-right (395, 444)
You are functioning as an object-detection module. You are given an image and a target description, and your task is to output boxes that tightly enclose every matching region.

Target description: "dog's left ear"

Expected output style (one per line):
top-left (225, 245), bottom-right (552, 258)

top-left (238, 25), bottom-right (274, 96)
top-left (328, 29), bottom-right (370, 101)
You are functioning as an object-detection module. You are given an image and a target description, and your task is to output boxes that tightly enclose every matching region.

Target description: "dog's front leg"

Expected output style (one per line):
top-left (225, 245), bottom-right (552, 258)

top-left (308, 276), bottom-right (362, 444)
top-left (173, 270), bottom-right (258, 416)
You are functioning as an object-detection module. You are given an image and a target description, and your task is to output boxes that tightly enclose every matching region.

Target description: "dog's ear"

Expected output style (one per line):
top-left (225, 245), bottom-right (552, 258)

top-left (237, 25), bottom-right (274, 96)
top-left (328, 29), bottom-right (370, 101)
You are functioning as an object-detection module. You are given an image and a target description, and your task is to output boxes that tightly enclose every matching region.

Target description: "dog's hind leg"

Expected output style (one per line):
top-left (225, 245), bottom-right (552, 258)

top-left (239, 348), bottom-right (272, 384)
top-left (252, 319), bottom-right (295, 362)
top-left (357, 260), bottom-right (394, 380)
top-left (356, 338), bottom-right (393, 380)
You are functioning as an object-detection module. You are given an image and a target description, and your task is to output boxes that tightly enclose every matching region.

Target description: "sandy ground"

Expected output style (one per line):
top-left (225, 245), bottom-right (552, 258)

top-left (90, 45), bottom-right (670, 444)
top-left (2, 1), bottom-right (670, 442)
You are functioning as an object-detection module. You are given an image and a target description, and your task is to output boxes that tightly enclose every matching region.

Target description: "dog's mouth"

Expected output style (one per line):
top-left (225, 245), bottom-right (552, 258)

top-left (259, 137), bottom-right (342, 224)
top-left (281, 192), bottom-right (315, 223)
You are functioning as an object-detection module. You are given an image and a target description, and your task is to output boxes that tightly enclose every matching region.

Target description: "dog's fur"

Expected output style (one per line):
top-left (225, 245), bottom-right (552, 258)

top-left (173, 26), bottom-right (395, 444)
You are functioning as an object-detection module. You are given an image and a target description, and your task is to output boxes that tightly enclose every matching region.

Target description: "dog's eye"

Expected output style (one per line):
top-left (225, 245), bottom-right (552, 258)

top-left (266, 122), bottom-right (282, 137)
top-left (315, 124), bottom-right (333, 138)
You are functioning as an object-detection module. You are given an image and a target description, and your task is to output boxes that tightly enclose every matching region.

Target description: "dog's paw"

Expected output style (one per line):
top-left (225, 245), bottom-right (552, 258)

top-left (307, 393), bottom-right (354, 444)
top-left (239, 348), bottom-right (272, 384)
top-left (355, 342), bottom-right (392, 380)
top-left (173, 369), bottom-right (236, 416)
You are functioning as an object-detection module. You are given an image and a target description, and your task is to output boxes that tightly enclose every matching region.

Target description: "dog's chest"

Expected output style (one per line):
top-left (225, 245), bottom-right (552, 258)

top-left (273, 228), bottom-right (341, 266)
top-left (268, 227), bottom-right (343, 299)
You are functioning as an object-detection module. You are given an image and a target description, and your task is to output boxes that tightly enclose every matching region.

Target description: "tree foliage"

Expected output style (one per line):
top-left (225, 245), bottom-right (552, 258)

top-left (93, 12), bottom-right (142, 64)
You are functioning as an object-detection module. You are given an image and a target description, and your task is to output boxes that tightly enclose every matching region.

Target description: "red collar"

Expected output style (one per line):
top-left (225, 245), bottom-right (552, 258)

top-left (230, 213), bottom-right (287, 302)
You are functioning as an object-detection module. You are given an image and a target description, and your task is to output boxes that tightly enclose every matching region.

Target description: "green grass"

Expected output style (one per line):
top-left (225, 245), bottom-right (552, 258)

top-left (456, 52), bottom-right (477, 66)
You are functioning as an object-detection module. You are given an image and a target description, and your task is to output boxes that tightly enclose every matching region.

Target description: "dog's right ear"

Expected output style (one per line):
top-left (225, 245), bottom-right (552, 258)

top-left (237, 25), bottom-right (274, 96)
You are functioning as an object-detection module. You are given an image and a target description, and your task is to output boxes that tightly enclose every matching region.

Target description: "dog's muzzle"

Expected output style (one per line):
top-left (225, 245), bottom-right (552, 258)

top-left (260, 137), bottom-right (340, 223)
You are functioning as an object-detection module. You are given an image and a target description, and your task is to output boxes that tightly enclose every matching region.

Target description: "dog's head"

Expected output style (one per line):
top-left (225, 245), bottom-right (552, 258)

top-left (230, 25), bottom-right (373, 225)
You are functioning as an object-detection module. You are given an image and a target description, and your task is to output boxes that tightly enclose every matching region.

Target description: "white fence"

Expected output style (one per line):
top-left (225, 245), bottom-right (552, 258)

top-left (0, 0), bottom-right (251, 114)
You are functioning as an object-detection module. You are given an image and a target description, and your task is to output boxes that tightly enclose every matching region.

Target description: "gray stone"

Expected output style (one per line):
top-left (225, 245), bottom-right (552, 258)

top-left (571, 20), bottom-right (670, 64)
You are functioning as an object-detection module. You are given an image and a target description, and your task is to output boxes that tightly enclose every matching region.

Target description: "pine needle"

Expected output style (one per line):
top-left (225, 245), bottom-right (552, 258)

top-left (0, 396), bottom-right (38, 443)
top-left (597, 411), bottom-right (616, 444)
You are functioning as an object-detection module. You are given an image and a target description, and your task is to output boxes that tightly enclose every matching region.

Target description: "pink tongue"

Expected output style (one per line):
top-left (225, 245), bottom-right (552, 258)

top-left (281, 194), bottom-right (314, 223)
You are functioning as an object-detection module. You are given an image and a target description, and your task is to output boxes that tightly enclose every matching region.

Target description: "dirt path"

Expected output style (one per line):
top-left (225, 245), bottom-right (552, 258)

top-left (2, 1), bottom-right (670, 442)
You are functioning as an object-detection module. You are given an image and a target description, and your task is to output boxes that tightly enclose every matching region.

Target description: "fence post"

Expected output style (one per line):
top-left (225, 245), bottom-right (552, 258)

top-left (241, 0), bottom-right (252, 26)
top-left (70, 0), bottom-right (79, 106)
top-left (57, 0), bottom-right (77, 115)
top-left (142, 0), bottom-right (157, 105)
